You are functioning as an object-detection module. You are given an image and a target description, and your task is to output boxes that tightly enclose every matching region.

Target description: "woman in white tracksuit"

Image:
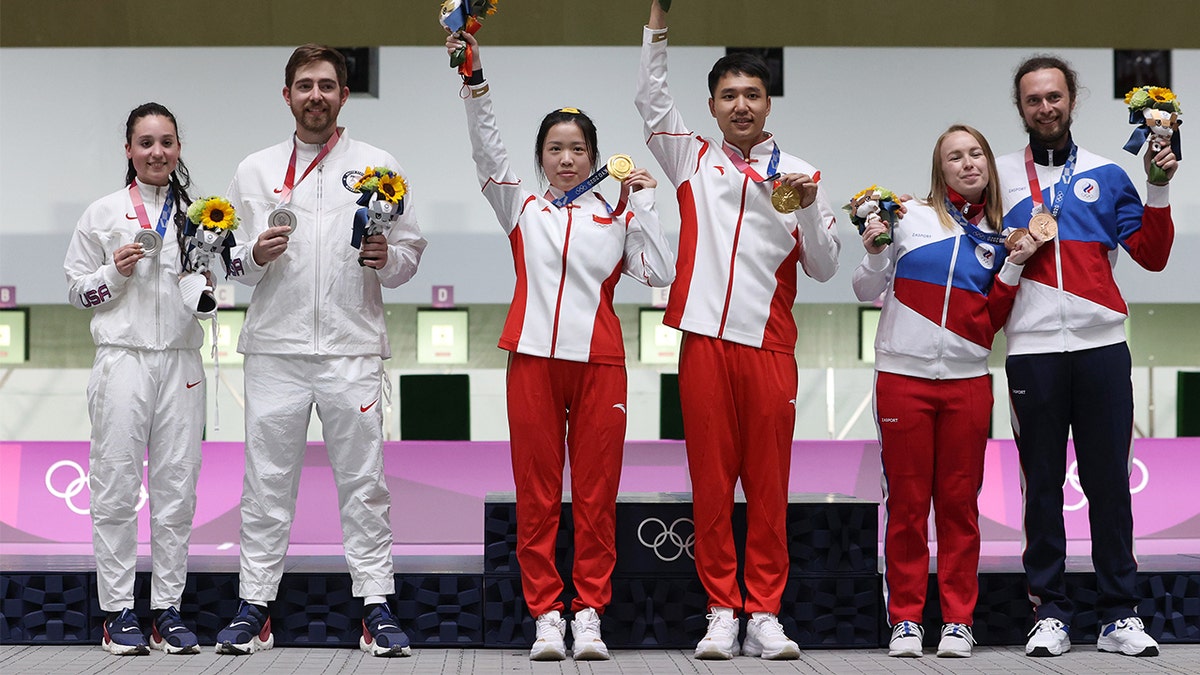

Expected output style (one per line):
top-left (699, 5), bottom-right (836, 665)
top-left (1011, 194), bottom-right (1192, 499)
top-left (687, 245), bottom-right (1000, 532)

top-left (446, 32), bottom-right (675, 662)
top-left (64, 103), bottom-right (214, 656)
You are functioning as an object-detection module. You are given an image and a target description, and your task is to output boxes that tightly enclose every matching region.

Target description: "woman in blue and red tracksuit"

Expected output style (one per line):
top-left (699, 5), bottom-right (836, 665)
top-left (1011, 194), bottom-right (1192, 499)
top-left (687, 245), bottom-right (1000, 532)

top-left (853, 125), bottom-right (1040, 659)
top-left (446, 31), bottom-right (675, 661)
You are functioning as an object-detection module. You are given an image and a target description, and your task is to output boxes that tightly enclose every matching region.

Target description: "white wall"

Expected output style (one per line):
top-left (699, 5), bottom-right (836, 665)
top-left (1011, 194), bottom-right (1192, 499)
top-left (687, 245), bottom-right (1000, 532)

top-left (3, 45), bottom-right (1198, 304)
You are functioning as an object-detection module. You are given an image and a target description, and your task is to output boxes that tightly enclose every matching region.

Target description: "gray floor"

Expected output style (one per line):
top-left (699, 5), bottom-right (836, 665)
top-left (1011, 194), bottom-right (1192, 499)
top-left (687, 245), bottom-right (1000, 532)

top-left (2, 644), bottom-right (1198, 674)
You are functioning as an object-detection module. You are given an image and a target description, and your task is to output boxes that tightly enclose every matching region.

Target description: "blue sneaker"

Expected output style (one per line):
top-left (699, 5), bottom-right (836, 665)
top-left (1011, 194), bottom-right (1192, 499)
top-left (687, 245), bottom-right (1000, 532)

top-left (151, 606), bottom-right (200, 655)
top-left (215, 601), bottom-right (273, 655)
top-left (102, 608), bottom-right (149, 656)
top-left (361, 603), bottom-right (412, 657)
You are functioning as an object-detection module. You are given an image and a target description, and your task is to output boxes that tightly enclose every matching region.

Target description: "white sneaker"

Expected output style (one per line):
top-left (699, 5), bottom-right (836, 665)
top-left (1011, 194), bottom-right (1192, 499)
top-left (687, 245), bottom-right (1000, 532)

top-left (529, 611), bottom-right (566, 661)
top-left (743, 612), bottom-right (799, 660)
top-left (888, 620), bottom-right (923, 657)
top-left (1025, 617), bottom-right (1070, 657)
top-left (694, 607), bottom-right (740, 660)
top-left (936, 623), bottom-right (974, 658)
top-left (1097, 617), bottom-right (1159, 657)
top-left (570, 608), bottom-right (609, 660)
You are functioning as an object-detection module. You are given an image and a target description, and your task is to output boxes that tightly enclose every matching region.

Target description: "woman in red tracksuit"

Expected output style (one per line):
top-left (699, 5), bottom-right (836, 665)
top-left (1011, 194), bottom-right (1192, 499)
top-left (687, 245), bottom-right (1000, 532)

top-left (852, 125), bottom-right (1039, 659)
top-left (446, 31), bottom-right (675, 661)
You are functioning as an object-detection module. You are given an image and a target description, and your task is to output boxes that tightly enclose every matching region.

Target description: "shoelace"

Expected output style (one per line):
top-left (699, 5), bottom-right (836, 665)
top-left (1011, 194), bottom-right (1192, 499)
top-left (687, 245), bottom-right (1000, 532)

top-left (892, 620), bottom-right (922, 638)
top-left (536, 614), bottom-right (564, 639)
top-left (704, 612), bottom-right (737, 639)
top-left (1109, 617), bottom-right (1145, 633)
top-left (1028, 617), bottom-right (1066, 637)
top-left (942, 623), bottom-right (975, 645)
top-left (751, 615), bottom-right (787, 640)
top-left (575, 614), bottom-right (601, 638)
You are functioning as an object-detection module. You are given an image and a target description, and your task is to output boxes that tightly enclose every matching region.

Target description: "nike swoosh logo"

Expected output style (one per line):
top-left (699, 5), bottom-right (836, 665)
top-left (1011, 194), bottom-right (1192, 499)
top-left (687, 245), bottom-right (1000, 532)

top-left (230, 621), bottom-right (250, 628)
top-left (122, 627), bottom-right (140, 632)
top-left (613, 403), bottom-right (626, 414)
top-left (360, 399), bottom-right (379, 413)
top-left (273, 187), bottom-right (283, 194)
top-left (168, 626), bottom-right (186, 632)
top-left (125, 213), bottom-right (139, 220)
top-left (187, 380), bottom-right (202, 389)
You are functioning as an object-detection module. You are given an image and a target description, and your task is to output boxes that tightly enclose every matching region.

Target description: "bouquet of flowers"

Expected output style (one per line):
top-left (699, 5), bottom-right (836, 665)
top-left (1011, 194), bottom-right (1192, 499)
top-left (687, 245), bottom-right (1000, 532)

top-left (844, 185), bottom-right (901, 247)
top-left (1122, 85), bottom-right (1182, 184)
top-left (351, 166), bottom-right (406, 251)
top-left (184, 196), bottom-right (239, 275)
top-left (439, 0), bottom-right (499, 77)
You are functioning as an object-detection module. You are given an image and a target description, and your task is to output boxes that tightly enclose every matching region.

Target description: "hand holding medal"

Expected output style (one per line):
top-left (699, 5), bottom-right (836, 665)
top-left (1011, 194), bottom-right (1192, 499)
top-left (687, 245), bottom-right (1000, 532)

top-left (1122, 85), bottom-right (1182, 185)
top-left (769, 171), bottom-right (819, 214)
top-left (845, 185), bottom-right (901, 247)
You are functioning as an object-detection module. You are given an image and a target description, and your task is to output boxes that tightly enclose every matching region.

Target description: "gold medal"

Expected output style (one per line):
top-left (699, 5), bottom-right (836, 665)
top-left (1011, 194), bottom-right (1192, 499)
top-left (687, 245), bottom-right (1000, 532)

top-left (771, 183), bottom-right (801, 214)
top-left (1029, 212), bottom-right (1058, 242)
top-left (1004, 228), bottom-right (1029, 250)
top-left (607, 154), bottom-right (634, 181)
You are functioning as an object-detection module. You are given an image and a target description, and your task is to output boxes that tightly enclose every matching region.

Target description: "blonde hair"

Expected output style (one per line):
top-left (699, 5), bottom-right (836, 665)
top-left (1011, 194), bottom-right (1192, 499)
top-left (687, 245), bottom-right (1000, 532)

top-left (926, 124), bottom-right (1002, 231)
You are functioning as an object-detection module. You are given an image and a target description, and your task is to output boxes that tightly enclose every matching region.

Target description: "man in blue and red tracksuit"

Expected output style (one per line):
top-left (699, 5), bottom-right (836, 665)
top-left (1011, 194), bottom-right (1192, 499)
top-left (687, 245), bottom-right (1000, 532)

top-left (998, 54), bottom-right (1177, 659)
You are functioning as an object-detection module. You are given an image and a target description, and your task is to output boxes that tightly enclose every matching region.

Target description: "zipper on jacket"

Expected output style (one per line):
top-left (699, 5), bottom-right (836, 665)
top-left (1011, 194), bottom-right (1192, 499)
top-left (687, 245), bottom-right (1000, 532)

top-left (549, 208), bottom-right (574, 358)
top-left (154, 186), bottom-right (164, 348)
top-left (314, 165), bottom-right (322, 354)
top-left (716, 175), bottom-right (750, 338)
top-left (937, 234), bottom-right (962, 376)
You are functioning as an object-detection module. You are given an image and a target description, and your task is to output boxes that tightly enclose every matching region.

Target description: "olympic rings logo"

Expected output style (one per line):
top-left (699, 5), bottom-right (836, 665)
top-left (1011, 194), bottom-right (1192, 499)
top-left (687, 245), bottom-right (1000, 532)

top-left (637, 517), bottom-right (695, 562)
top-left (1062, 458), bottom-right (1149, 512)
top-left (44, 460), bottom-right (149, 515)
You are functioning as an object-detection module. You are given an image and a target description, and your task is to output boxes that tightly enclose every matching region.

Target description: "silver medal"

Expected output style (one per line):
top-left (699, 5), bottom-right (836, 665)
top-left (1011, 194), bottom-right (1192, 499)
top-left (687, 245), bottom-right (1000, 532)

top-left (134, 229), bottom-right (163, 257)
top-left (269, 206), bottom-right (298, 234)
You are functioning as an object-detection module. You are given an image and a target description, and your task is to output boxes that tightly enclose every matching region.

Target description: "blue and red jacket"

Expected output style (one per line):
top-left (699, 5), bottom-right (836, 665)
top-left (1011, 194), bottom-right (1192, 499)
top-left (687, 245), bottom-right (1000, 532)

top-left (853, 202), bottom-right (1023, 380)
top-left (997, 138), bottom-right (1173, 355)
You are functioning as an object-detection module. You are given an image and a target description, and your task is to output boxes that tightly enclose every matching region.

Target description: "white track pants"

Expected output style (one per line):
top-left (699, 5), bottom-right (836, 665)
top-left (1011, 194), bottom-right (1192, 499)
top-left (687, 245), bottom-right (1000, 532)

top-left (88, 346), bottom-right (204, 612)
top-left (238, 353), bottom-right (395, 601)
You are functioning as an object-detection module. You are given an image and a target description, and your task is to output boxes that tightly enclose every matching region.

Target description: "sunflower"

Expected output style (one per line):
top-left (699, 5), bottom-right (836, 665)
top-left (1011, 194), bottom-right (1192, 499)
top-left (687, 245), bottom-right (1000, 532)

top-left (201, 197), bottom-right (239, 231)
top-left (376, 172), bottom-right (407, 204)
top-left (1124, 86), bottom-right (1141, 105)
top-left (1148, 86), bottom-right (1175, 104)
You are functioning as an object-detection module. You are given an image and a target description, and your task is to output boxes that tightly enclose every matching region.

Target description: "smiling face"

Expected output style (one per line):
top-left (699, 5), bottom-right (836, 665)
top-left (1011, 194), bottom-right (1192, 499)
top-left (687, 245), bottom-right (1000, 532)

top-left (284, 60), bottom-right (348, 143)
top-left (125, 114), bottom-right (180, 187)
top-left (708, 72), bottom-right (771, 154)
top-left (939, 130), bottom-right (989, 203)
top-left (539, 121), bottom-right (593, 193)
top-left (1018, 67), bottom-right (1075, 149)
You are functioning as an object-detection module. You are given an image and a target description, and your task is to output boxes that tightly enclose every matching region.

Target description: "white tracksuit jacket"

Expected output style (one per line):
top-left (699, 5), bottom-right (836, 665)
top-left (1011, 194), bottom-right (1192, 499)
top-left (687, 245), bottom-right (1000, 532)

top-left (635, 25), bottom-right (841, 354)
top-left (64, 181), bottom-right (204, 612)
top-left (463, 80), bottom-right (676, 365)
top-left (226, 131), bottom-right (427, 600)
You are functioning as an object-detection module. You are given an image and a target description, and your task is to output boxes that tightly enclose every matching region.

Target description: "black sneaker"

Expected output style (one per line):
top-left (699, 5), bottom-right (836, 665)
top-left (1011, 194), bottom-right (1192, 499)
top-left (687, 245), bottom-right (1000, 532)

top-left (215, 601), bottom-right (273, 655)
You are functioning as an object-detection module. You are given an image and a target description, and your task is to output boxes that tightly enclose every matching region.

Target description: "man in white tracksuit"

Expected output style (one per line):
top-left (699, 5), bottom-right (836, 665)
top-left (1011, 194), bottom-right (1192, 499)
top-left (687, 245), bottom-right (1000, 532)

top-left (214, 44), bottom-right (426, 658)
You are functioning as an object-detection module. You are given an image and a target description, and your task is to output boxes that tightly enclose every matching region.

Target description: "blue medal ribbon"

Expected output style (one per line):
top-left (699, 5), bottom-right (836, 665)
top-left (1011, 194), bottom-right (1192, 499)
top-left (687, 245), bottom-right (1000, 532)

top-left (154, 189), bottom-right (174, 236)
top-left (552, 166), bottom-right (612, 208)
top-left (945, 198), bottom-right (1004, 247)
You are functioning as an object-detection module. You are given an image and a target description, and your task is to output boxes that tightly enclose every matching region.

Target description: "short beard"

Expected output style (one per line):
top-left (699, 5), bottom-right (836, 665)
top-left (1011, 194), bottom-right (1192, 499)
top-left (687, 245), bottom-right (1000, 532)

top-left (1024, 117), bottom-right (1072, 149)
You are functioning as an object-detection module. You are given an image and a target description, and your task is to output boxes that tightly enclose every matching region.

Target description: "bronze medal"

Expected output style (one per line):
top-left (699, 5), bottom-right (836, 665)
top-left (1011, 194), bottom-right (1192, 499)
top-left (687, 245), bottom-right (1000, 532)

top-left (606, 154), bottom-right (634, 182)
top-left (771, 183), bottom-right (801, 214)
top-left (1004, 228), bottom-right (1029, 250)
top-left (1029, 212), bottom-right (1058, 242)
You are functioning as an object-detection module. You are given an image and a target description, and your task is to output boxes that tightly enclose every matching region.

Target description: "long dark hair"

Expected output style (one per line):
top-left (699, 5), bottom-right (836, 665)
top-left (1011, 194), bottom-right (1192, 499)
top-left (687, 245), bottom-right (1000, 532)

top-left (124, 102), bottom-right (193, 268)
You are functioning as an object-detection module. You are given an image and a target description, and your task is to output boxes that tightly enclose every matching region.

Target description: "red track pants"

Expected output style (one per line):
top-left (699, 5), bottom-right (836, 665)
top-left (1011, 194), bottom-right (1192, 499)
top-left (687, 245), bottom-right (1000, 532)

top-left (875, 371), bottom-right (990, 625)
top-left (507, 353), bottom-right (627, 617)
top-left (678, 334), bottom-right (798, 614)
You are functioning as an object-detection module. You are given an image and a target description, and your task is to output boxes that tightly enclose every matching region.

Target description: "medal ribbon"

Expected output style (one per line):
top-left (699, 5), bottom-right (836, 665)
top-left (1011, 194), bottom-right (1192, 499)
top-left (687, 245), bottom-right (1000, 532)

top-left (277, 128), bottom-right (342, 206)
top-left (722, 141), bottom-right (780, 183)
top-left (128, 180), bottom-right (173, 236)
top-left (552, 165), bottom-right (615, 209)
top-left (945, 198), bottom-right (1005, 247)
top-left (1023, 144), bottom-right (1078, 219)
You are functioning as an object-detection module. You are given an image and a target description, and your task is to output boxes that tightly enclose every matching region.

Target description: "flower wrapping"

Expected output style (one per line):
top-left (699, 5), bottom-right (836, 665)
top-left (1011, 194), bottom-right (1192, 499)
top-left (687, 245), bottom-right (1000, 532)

top-left (844, 185), bottom-right (901, 247)
top-left (1122, 85), bottom-right (1182, 184)
top-left (351, 166), bottom-right (406, 250)
top-left (439, 0), bottom-right (499, 77)
top-left (183, 196), bottom-right (239, 275)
